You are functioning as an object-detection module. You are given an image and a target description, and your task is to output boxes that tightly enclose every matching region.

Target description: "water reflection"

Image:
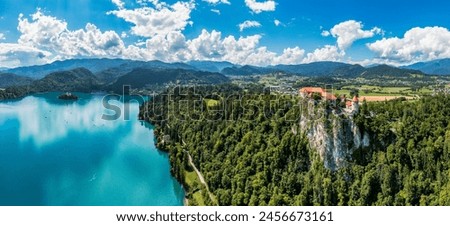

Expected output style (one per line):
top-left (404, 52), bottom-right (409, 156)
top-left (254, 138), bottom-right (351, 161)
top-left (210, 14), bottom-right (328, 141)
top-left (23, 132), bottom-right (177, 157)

top-left (0, 93), bottom-right (184, 206)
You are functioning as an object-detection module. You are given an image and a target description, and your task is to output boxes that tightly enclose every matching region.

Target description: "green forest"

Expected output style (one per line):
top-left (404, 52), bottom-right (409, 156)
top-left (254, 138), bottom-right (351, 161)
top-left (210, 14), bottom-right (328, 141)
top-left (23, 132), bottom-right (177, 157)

top-left (139, 85), bottom-right (450, 206)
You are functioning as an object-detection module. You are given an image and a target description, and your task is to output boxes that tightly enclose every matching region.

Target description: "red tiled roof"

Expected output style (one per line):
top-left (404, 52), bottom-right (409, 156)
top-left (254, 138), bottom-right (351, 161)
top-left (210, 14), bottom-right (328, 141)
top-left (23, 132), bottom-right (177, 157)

top-left (300, 87), bottom-right (325, 94)
top-left (322, 92), bottom-right (337, 101)
top-left (299, 87), bottom-right (336, 100)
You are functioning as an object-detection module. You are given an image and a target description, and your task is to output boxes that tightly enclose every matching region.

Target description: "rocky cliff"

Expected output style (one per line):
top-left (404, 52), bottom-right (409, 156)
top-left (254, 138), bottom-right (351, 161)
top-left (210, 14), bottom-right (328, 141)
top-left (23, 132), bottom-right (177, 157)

top-left (299, 100), bottom-right (369, 171)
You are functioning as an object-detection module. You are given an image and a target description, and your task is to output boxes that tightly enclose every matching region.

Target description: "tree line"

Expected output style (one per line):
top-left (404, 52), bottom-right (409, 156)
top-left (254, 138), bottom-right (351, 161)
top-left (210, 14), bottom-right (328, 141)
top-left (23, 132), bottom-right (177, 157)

top-left (140, 85), bottom-right (450, 206)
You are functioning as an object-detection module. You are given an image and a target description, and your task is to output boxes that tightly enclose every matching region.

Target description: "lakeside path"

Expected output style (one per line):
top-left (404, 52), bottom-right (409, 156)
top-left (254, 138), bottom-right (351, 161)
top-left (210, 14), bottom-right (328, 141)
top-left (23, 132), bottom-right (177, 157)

top-left (182, 139), bottom-right (217, 205)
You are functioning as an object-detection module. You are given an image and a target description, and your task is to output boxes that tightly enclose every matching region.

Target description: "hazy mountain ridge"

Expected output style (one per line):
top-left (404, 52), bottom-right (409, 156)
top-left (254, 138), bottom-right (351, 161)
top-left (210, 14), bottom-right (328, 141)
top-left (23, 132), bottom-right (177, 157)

top-left (187, 61), bottom-right (235, 73)
top-left (361, 64), bottom-right (425, 78)
top-left (108, 68), bottom-right (230, 93)
top-left (0, 73), bottom-right (34, 88)
top-left (2, 58), bottom-right (196, 79)
top-left (403, 59), bottom-right (450, 75)
top-left (2, 59), bottom-right (450, 97)
top-left (221, 65), bottom-right (281, 75)
top-left (271, 61), bottom-right (366, 77)
top-left (32, 67), bottom-right (102, 92)
top-left (3, 58), bottom-right (450, 79)
top-left (220, 61), bottom-right (431, 77)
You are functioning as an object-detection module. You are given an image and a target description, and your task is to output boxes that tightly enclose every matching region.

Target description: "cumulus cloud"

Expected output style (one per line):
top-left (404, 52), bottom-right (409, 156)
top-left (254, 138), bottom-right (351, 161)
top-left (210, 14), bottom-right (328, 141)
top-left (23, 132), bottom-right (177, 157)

top-left (367, 26), bottom-right (450, 63)
top-left (9, 9), bottom-right (311, 67)
top-left (0, 33), bottom-right (5, 40)
top-left (18, 10), bottom-right (125, 59)
top-left (326, 20), bottom-right (382, 50)
top-left (185, 29), bottom-right (306, 66)
top-left (273, 47), bottom-right (305, 65)
top-left (108, 1), bottom-right (195, 38)
top-left (238, 20), bottom-right (261, 32)
top-left (245, 0), bottom-right (276, 14)
top-left (303, 45), bottom-right (344, 63)
top-left (143, 31), bottom-right (190, 62)
top-left (5, 8), bottom-right (377, 68)
top-left (186, 29), bottom-right (270, 64)
top-left (0, 43), bottom-right (51, 68)
top-left (111, 0), bottom-right (125, 9)
top-left (202, 0), bottom-right (230, 5)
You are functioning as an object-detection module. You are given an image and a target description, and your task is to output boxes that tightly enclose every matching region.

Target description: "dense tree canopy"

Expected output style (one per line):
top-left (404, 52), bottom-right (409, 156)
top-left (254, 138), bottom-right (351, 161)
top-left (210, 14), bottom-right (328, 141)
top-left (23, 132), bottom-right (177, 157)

top-left (140, 85), bottom-right (450, 206)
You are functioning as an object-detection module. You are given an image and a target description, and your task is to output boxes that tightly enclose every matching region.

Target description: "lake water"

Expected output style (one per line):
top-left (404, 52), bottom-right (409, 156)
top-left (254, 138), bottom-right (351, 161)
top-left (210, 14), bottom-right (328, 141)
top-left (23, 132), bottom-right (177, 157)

top-left (0, 93), bottom-right (184, 206)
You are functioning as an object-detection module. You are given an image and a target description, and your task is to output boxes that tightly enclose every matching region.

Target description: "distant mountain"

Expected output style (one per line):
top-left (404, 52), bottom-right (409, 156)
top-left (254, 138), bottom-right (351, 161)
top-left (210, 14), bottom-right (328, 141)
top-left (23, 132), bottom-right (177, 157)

top-left (109, 68), bottom-right (229, 93)
top-left (32, 67), bottom-right (101, 92)
top-left (94, 60), bottom-right (198, 85)
top-left (5, 58), bottom-right (196, 79)
top-left (221, 65), bottom-right (280, 76)
top-left (362, 64), bottom-right (425, 78)
top-left (187, 61), bottom-right (235, 73)
top-left (403, 59), bottom-right (450, 75)
top-left (221, 62), bottom-right (428, 78)
top-left (0, 73), bottom-right (34, 88)
top-left (271, 62), bottom-right (365, 77)
top-left (220, 62), bottom-right (366, 77)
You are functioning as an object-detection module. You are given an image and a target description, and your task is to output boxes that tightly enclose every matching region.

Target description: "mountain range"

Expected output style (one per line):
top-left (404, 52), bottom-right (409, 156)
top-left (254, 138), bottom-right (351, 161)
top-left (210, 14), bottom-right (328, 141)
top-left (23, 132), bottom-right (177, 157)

top-left (0, 66), bottom-right (230, 98)
top-left (0, 73), bottom-right (34, 88)
top-left (2, 58), bottom-right (450, 80)
top-left (1, 58), bottom-right (450, 92)
top-left (402, 59), bottom-right (450, 75)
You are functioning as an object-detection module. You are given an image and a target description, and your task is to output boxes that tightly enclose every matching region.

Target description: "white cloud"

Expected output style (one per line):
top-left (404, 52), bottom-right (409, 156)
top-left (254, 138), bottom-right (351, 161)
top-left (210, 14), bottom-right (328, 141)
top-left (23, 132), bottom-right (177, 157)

top-left (144, 31), bottom-right (190, 62)
top-left (303, 45), bottom-right (344, 63)
top-left (327, 20), bottom-right (382, 50)
top-left (0, 33), bottom-right (4, 40)
top-left (111, 0), bottom-right (125, 9)
top-left (185, 29), bottom-right (306, 66)
top-left (202, 0), bottom-right (230, 5)
top-left (274, 19), bottom-right (281, 27)
top-left (244, 0), bottom-right (276, 14)
top-left (0, 43), bottom-right (51, 68)
top-left (5, 8), bottom-right (381, 69)
top-left (367, 26), bottom-right (450, 63)
top-left (211, 9), bottom-right (221, 15)
top-left (321, 30), bottom-right (330, 37)
top-left (18, 10), bottom-right (125, 59)
top-left (108, 1), bottom-right (195, 38)
top-left (10, 10), bottom-right (310, 67)
top-left (238, 20), bottom-right (261, 32)
top-left (273, 47), bottom-right (305, 65)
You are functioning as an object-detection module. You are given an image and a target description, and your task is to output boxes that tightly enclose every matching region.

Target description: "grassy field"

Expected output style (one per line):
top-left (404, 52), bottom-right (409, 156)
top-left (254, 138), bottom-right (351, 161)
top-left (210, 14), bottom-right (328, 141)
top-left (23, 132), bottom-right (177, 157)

top-left (185, 171), bottom-right (206, 206)
top-left (327, 85), bottom-right (433, 102)
top-left (332, 85), bottom-right (432, 98)
top-left (359, 96), bottom-right (416, 102)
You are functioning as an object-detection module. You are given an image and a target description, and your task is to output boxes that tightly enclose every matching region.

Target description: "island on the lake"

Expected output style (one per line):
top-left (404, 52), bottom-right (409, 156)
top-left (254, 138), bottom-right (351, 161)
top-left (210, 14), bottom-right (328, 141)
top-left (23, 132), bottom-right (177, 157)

top-left (58, 92), bottom-right (78, 100)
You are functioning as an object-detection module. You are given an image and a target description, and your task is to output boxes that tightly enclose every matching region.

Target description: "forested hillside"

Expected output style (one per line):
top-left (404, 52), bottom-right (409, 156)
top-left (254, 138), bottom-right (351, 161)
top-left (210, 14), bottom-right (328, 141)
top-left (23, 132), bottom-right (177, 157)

top-left (140, 86), bottom-right (450, 206)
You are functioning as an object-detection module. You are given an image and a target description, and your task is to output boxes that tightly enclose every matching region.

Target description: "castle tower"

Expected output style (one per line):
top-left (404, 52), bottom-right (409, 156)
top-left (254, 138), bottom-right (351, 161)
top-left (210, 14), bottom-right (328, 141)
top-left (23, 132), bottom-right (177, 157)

top-left (352, 96), bottom-right (359, 113)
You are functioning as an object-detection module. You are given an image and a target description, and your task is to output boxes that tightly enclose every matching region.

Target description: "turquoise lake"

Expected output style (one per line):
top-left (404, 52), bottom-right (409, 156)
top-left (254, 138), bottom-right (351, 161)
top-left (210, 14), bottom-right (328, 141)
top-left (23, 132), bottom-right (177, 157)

top-left (0, 93), bottom-right (184, 206)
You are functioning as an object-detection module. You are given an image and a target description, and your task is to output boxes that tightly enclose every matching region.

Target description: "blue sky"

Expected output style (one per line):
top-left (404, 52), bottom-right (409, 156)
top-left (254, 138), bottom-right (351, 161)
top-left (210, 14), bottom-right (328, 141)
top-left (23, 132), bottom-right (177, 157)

top-left (0, 0), bottom-right (450, 68)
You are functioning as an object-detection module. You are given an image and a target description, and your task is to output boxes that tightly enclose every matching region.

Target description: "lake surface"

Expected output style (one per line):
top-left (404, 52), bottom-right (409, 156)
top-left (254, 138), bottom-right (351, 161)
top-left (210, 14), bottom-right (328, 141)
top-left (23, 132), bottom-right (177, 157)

top-left (0, 93), bottom-right (184, 206)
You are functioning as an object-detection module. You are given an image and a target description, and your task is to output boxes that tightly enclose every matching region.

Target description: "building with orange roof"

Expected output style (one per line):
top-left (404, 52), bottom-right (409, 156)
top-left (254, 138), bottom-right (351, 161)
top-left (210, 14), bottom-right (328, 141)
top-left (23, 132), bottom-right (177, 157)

top-left (299, 87), bottom-right (336, 101)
